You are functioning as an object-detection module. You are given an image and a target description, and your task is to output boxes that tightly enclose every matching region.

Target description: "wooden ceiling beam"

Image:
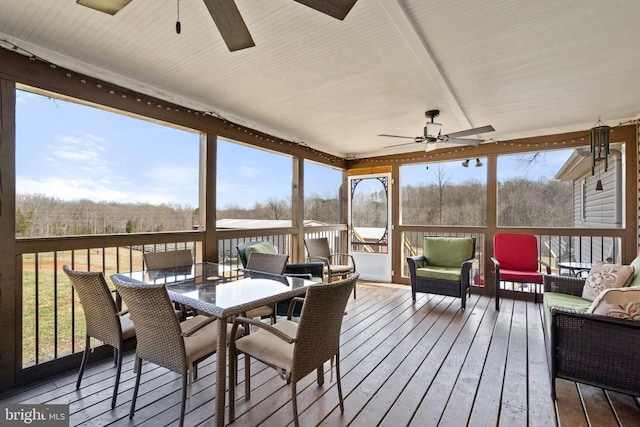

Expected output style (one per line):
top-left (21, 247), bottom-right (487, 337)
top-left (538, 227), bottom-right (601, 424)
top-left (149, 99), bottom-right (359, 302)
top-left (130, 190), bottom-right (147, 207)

top-left (346, 125), bottom-right (637, 168)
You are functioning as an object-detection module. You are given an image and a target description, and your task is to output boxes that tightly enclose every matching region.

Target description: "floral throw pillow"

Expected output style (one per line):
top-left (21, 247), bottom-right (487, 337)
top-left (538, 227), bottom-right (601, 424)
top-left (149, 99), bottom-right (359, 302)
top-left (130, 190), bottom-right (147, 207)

top-left (581, 262), bottom-right (634, 301)
top-left (588, 287), bottom-right (640, 320)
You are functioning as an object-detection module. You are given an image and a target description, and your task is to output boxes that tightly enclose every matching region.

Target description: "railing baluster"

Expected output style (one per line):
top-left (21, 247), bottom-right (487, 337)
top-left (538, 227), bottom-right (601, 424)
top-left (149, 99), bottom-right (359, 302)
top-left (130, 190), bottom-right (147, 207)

top-left (34, 253), bottom-right (39, 365)
top-left (53, 252), bottom-right (58, 360)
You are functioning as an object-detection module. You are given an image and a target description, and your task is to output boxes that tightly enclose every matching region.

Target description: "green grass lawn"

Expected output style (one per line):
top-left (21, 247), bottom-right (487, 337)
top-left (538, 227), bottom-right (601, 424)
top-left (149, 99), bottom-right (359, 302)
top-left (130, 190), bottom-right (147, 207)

top-left (21, 247), bottom-right (144, 367)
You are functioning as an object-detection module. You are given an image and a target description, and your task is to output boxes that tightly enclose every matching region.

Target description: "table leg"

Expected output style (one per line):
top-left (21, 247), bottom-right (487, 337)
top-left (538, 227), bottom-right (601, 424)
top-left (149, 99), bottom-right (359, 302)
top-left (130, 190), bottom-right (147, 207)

top-left (216, 318), bottom-right (227, 427)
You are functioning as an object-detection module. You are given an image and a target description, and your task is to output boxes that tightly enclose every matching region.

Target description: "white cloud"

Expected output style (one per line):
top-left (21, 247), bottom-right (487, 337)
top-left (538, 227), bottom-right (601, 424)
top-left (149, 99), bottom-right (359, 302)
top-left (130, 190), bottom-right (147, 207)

top-left (17, 176), bottom-right (128, 202)
top-left (143, 165), bottom-right (198, 186)
top-left (238, 165), bottom-right (261, 179)
top-left (49, 134), bottom-right (107, 165)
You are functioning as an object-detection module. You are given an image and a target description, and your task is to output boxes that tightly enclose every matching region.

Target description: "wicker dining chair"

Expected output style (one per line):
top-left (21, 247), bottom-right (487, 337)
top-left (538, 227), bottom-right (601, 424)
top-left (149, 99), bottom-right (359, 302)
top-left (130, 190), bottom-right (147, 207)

top-left (243, 252), bottom-right (289, 324)
top-left (143, 249), bottom-right (193, 270)
top-left (62, 265), bottom-right (136, 409)
top-left (228, 272), bottom-right (359, 426)
top-left (143, 249), bottom-right (194, 318)
top-left (304, 237), bottom-right (357, 297)
top-left (111, 273), bottom-right (238, 427)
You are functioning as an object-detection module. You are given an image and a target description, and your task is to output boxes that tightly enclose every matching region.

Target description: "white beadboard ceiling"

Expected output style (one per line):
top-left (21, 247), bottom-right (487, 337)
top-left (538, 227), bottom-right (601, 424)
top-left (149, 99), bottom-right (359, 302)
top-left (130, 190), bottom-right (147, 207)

top-left (0, 0), bottom-right (639, 159)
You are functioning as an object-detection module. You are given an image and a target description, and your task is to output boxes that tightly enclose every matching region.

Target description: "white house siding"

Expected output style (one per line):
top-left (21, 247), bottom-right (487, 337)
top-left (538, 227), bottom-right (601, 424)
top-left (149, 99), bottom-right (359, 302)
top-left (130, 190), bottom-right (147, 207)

top-left (572, 166), bottom-right (619, 262)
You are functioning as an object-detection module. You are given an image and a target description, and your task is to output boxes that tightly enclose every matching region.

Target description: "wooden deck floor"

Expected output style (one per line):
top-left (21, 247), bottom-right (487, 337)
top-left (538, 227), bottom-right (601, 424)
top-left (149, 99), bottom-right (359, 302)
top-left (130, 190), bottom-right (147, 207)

top-left (2, 282), bottom-right (639, 426)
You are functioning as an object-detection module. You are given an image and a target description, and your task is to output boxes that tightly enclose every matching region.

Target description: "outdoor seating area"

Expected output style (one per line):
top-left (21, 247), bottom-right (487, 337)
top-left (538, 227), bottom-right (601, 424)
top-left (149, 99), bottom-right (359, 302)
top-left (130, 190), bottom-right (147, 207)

top-left (2, 283), bottom-right (639, 426)
top-left (543, 252), bottom-right (640, 400)
top-left (1, 2), bottom-right (639, 426)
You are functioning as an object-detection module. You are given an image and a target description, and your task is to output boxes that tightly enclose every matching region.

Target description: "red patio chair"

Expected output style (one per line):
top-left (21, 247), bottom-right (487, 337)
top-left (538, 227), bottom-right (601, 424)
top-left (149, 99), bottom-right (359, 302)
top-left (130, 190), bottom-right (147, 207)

top-left (491, 233), bottom-right (550, 310)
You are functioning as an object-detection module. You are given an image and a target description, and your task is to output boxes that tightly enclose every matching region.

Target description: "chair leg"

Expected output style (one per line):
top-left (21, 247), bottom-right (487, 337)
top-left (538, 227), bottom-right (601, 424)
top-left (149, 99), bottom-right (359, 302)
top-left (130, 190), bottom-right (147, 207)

top-left (112, 347), bottom-right (118, 365)
top-left (316, 366), bottom-right (324, 386)
top-left (111, 345), bottom-right (123, 409)
top-left (291, 381), bottom-right (299, 427)
top-left (229, 345), bottom-right (237, 422)
top-left (130, 357), bottom-right (142, 420)
top-left (76, 335), bottom-right (90, 389)
top-left (353, 282), bottom-right (356, 299)
top-left (336, 357), bottom-right (344, 413)
top-left (179, 373), bottom-right (187, 427)
top-left (244, 354), bottom-right (251, 400)
top-left (193, 363), bottom-right (198, 381)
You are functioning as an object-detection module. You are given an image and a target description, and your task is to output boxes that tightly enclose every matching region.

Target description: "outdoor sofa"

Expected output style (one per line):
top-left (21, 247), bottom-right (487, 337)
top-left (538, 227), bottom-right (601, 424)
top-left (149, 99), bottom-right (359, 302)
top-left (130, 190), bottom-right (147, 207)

top-left (542, 251), bottom-right (640, 398)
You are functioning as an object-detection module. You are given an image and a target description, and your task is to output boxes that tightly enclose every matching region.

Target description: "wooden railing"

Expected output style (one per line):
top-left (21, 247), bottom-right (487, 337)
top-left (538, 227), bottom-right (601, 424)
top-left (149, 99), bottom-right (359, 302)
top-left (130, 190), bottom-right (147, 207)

top-left (13, 224), bottom-right (624, 376)
top-left (16, 231), bottom-right (204, 369)
top-left (400, 226), bottom-right (627, 294)
top-left (15, 226), bottom-right (348, 372)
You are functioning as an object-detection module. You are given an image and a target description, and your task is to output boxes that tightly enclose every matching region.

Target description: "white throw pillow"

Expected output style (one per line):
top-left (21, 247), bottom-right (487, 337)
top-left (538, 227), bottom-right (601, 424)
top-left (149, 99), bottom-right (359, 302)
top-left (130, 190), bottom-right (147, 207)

top-left (588, 286), bottom-right (640, 320)
top-left (581, 262), bottom-right (634, 301)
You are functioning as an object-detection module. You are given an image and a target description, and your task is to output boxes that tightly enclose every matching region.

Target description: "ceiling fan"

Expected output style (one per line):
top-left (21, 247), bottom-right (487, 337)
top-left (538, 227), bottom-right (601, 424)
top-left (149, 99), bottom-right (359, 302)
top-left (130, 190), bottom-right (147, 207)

top-left (76, 0), bottom-right (358, 52)
top-left (380, 110), bottom-right (495, 149)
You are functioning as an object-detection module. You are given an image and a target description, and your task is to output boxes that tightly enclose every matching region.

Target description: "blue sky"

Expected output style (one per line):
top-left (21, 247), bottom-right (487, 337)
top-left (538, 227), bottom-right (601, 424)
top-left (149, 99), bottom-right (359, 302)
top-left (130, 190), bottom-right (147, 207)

top-left (15, 89), bottom-right (343, 209)
top-left (16, 88), bottom-right (572, 209)
top-left (16, 90), bottom-right (199, 207)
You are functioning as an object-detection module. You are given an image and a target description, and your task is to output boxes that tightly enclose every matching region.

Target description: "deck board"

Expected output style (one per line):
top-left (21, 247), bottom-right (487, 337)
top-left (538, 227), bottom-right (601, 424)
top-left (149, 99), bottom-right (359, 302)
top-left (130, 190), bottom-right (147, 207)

top-left (2, 282), bottom-right (639, 426)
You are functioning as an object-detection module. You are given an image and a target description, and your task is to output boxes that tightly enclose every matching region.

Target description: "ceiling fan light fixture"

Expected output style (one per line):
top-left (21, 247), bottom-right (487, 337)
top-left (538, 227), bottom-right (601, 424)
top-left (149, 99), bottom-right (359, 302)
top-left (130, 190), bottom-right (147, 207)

top-left (462, 159), bottom-right (470, 167)
top-left (425, 122), bottom-right (442, 139)
top-left (76, 0), bottom-right (132, 15)
top-left (475, 158), bottom-right (483, 167)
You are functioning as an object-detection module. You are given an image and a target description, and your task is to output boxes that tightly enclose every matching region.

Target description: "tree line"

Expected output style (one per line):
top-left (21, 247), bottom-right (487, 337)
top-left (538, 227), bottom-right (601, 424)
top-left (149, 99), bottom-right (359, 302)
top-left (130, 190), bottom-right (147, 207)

top-left (402, 165), bottom-right (573, 226)
top-left (15, 193), bottom-right (342, 237)
top-left (15, 174), bottom-right (573, 238)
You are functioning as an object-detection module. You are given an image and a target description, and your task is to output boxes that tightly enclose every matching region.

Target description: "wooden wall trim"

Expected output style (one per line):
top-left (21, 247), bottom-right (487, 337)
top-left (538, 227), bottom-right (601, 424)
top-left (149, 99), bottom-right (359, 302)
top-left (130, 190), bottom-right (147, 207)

top-left (205, 134), bottom-right (217, 262)
top-left (391, 164), bottom-right (401, 283)
top-left (292, 157), bottom-right (305, 263)
top-left (0, 78), bottom-right (17, 391)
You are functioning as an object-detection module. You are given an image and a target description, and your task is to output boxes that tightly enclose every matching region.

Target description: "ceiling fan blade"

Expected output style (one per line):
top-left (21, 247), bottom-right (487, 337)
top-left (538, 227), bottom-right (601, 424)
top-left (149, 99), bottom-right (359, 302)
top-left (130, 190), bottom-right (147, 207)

top-left (202, 0), bottom-right (255, 52)
top-left (383, 141), bottom-right (424, 149)
top-left (445, 125), bottom-right (495, 139)
top-left (441, 137), bottom-right (483, 145)
top-left (76, 0), bottom-right (132, 15)
top-left (378, 134), bottom-right (418, 139)
top-left (294, 0), bottom-right (358, 20)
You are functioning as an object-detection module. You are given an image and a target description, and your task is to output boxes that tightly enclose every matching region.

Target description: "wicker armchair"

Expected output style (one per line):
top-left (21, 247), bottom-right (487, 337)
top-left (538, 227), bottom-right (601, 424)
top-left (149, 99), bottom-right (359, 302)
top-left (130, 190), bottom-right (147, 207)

top-left (543, 274), bottom-right (640, 399)
top-left (243, 252), bottom-right (289, 324)
top-left (111, 273), bottom-right (239, 427)
top-left (304, 237), bottom-right (356, 297)
top-left (62, 265), bottom-right (136, 409)
top-left (407, 237), bottom-right (475, 310)
top-left (228, 272), bottom-right (358, 426)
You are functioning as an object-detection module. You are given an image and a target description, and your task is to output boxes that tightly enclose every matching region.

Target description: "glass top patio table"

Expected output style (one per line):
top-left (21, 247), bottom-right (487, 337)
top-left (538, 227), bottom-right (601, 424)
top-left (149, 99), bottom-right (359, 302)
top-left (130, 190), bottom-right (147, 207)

top-left (116, 262), bottom-right (316, 427)
top-left (557, 261), bottom-right (593, 277)
top-left (120, 262), bottom-right (313, 318)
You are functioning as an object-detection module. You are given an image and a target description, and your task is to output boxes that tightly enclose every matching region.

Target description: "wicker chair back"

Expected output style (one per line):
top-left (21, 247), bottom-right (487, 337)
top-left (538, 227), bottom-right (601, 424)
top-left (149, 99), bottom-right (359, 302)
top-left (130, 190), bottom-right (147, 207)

top-left (143, 249), bottom-right (193, 270)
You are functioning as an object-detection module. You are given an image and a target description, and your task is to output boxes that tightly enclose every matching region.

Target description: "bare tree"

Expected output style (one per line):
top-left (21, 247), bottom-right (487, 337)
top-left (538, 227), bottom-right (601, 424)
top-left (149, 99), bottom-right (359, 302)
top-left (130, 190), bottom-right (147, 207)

top-left (263, 197), bottom-right (290, 220)
top-left (433, 164), bottom-right (450, 225)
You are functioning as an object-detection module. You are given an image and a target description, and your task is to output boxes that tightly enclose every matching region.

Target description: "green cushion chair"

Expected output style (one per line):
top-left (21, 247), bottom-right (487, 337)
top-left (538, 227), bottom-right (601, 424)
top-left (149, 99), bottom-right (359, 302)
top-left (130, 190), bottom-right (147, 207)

top-left (407, 237), bottom-right (476, 309)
